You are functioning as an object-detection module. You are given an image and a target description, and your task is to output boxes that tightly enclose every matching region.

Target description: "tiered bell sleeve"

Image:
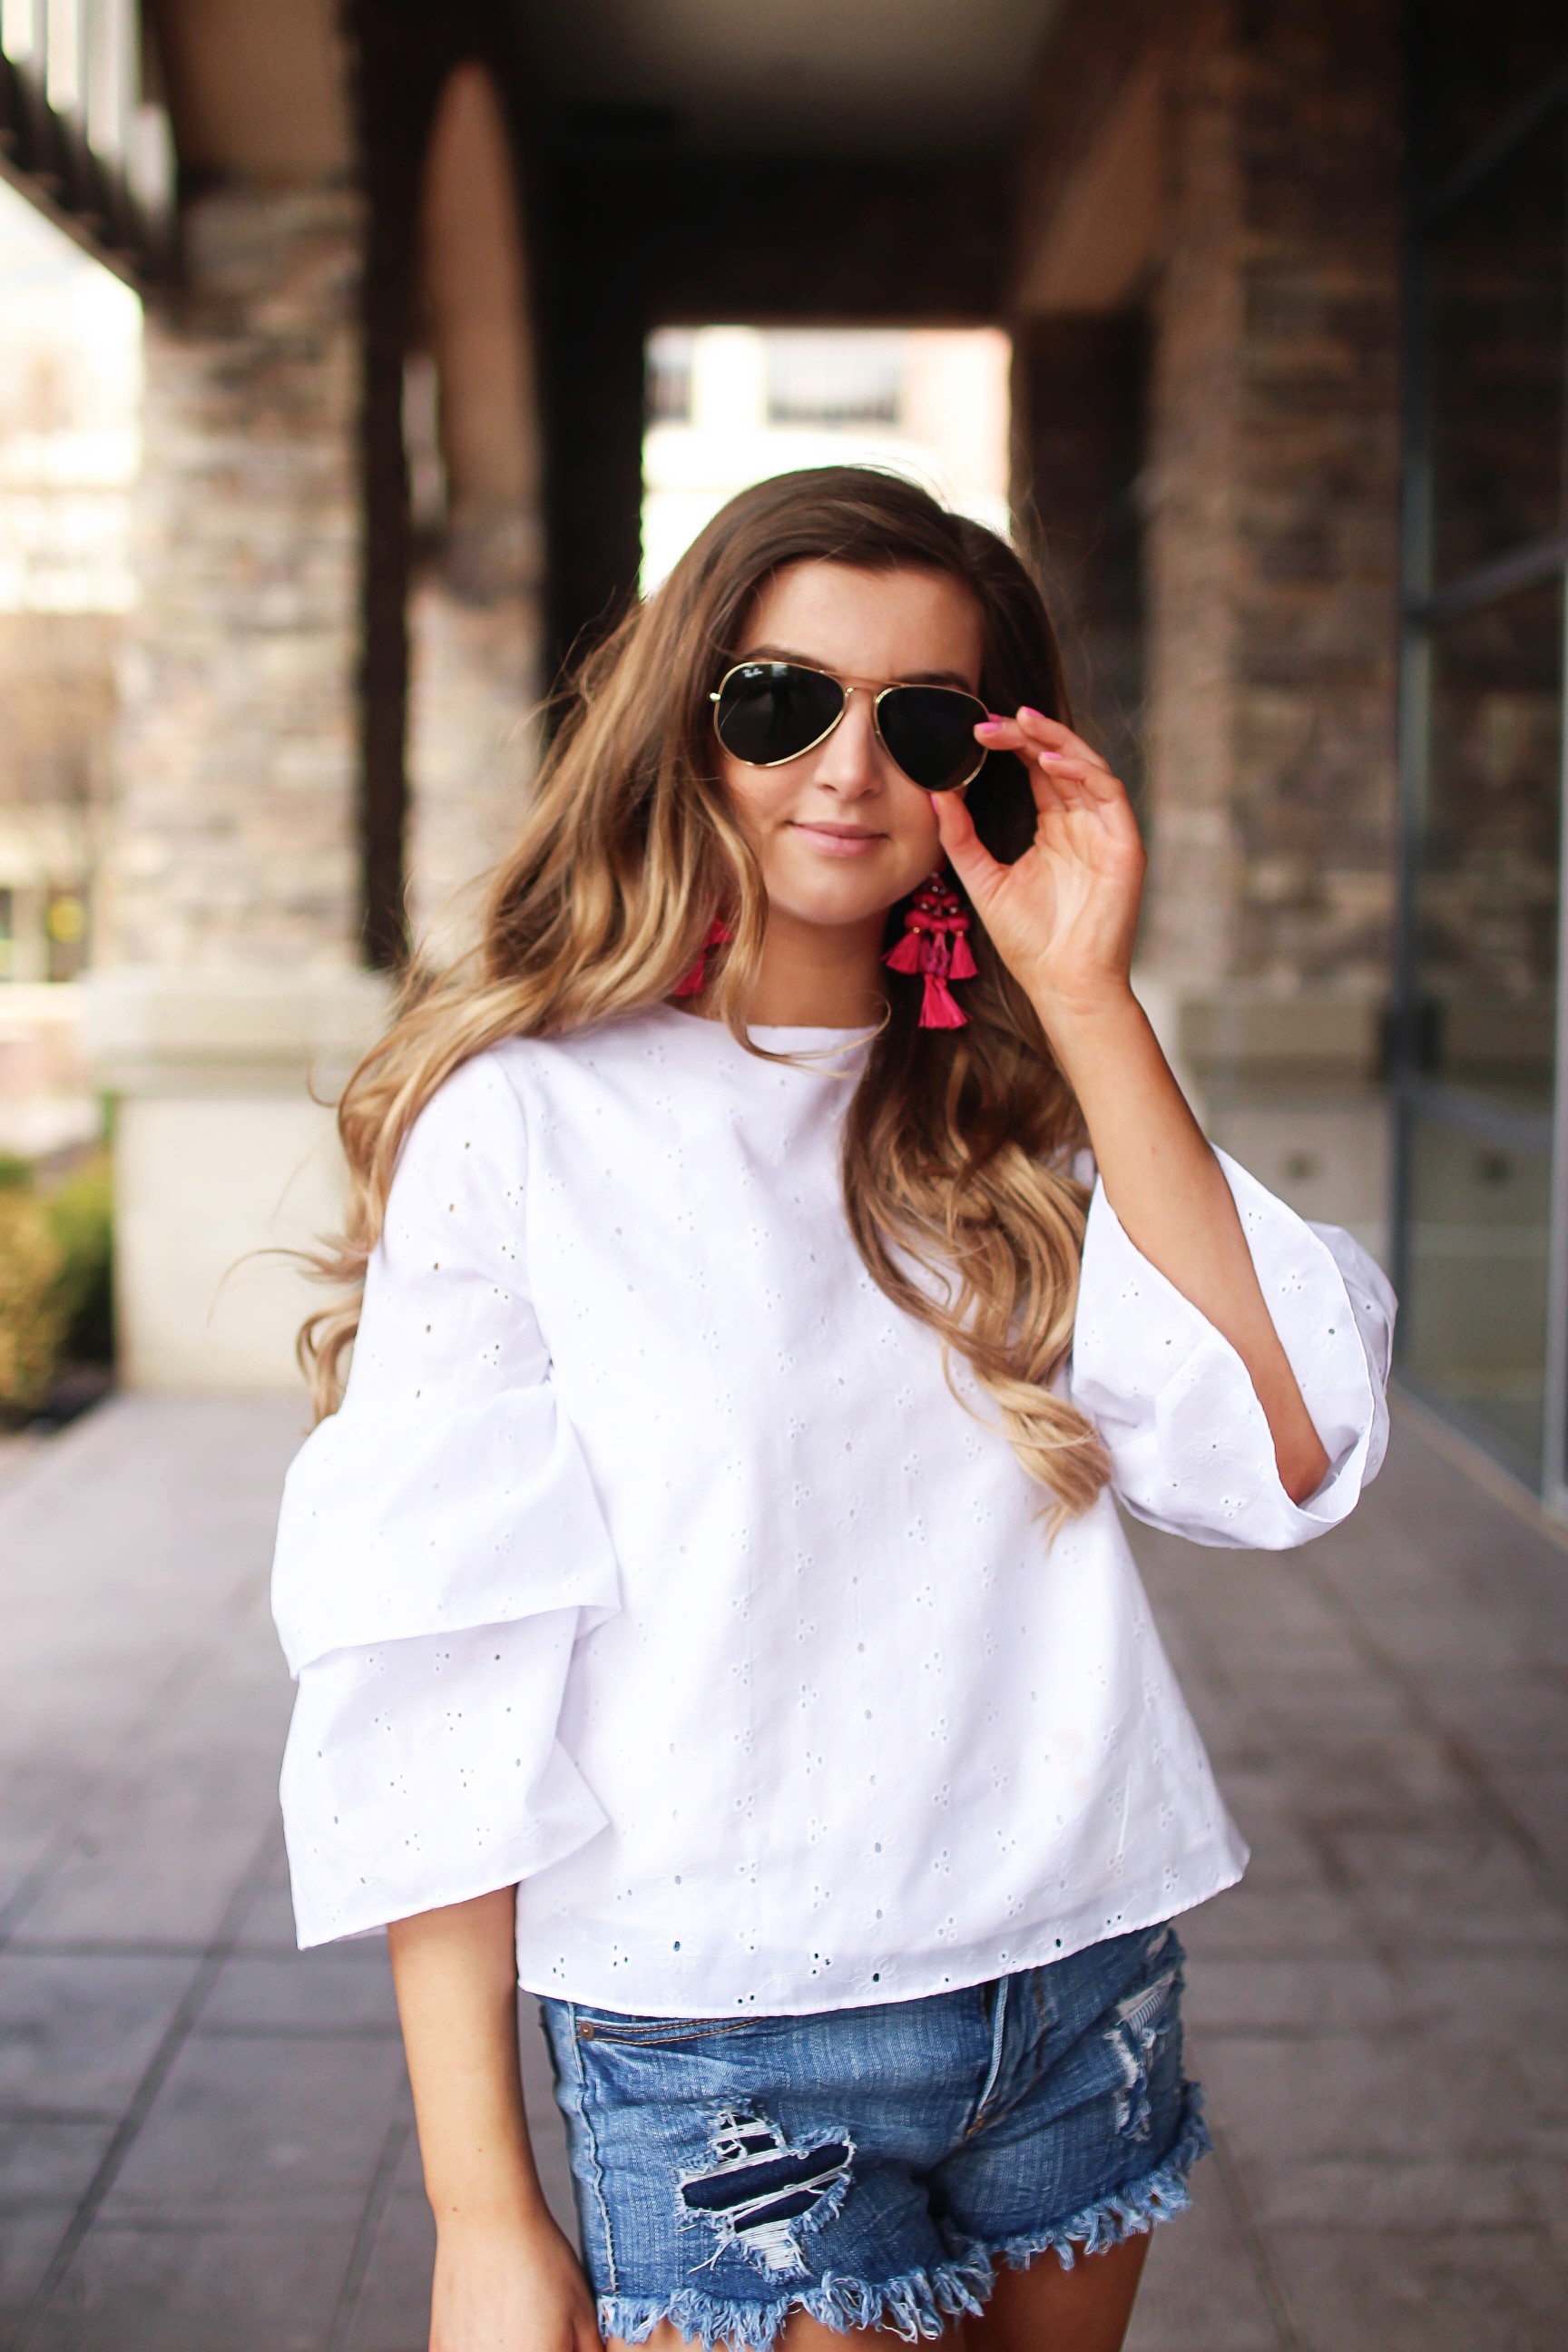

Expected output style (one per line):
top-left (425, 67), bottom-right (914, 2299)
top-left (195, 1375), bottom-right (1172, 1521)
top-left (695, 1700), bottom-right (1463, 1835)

top-left (270, 1053), bottom-right (620, 1948)
top-left (1071, 1147), bottom-right (1396, 1550)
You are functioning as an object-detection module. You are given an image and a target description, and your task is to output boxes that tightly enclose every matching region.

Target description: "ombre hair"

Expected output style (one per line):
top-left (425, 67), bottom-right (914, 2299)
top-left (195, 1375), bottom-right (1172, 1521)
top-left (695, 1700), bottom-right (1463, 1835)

top-left (302, 466), bottom-right (1111, 1517)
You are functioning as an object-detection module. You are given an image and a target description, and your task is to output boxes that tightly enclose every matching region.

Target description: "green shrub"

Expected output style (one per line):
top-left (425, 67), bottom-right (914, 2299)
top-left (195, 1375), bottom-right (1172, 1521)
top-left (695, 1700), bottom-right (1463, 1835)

top-left (45, 1152), bottom-right (113, 1364)
top-left (0, 1187), bottom-right (67, 1416)
top-left (0, 1149), bottom-right (114, 1416)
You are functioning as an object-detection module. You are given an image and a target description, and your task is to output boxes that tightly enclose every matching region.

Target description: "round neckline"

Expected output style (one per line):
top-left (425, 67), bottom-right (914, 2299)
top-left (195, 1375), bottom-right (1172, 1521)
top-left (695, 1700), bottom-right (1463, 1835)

top-left (652, 1003), bottom-right (875, 1053)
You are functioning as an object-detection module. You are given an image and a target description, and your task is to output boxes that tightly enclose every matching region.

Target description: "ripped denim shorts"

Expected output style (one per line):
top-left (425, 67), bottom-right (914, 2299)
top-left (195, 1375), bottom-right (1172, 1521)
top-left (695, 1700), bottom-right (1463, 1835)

top-left (537, 1921), bottom-right (1207, 2352)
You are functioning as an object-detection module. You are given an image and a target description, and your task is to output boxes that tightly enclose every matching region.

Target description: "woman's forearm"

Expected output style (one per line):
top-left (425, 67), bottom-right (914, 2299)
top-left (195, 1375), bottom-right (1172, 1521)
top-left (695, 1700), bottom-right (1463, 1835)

top-left (388, 1889), bottom-right (599, 2351)
top-left (387, 1886), bottom-right (546, 2231)
top-left (1044, 988), bottom-right (1331, 1504)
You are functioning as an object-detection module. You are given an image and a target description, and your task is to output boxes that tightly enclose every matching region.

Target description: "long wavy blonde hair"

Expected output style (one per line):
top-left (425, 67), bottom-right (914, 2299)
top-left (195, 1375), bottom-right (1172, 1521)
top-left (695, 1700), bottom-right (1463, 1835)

top-left (303, 466), bottom-right (1110, 1516)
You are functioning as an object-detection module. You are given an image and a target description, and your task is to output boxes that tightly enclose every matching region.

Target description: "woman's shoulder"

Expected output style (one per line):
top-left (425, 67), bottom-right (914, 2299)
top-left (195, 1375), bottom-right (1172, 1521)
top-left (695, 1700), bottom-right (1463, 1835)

top-left (410, 1041), bottom-right (531, 1142)
top-left (409, 1009), bottom-right (677, 1148)
top-left (385, 1047), bottom-right (532, 1230)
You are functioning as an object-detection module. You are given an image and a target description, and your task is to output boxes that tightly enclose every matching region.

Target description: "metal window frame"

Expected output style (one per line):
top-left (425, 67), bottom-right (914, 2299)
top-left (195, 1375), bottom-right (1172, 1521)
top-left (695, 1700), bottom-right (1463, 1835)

top-left (1393, 9), bottom-right (1568, 1515)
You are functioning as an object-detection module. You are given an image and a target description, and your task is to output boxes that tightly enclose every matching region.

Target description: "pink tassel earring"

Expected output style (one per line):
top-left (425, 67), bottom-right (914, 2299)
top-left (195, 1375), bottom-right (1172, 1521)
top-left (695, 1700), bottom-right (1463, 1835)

top-left (884, 869), bottom-right (976, 1030)
top-left (673, 916), bottom-right (734, 998)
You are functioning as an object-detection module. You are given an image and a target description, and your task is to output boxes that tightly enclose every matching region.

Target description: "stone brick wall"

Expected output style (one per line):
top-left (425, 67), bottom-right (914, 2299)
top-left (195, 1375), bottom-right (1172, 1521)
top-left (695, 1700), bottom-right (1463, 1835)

top-left (403, 60), bottom-right (545, 965)
top-left (1013, 0), bottom-right (1404, 1012)
top-left (105, 190), bottom-right (364, 970)
top-left (1009, 0), bottom-right (1406, 1246)
top-left (1142, 0), bottom-right (1404, 1001)
top-left (406, 573), bottom-right (543, 958)
top-left (1140, 0), bottom-right (1247, 991)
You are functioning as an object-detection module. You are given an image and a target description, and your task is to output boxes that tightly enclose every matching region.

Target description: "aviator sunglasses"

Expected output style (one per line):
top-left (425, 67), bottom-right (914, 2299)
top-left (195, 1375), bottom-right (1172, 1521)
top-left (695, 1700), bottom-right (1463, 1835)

top-left (710, 661), bottom-right (991, 794)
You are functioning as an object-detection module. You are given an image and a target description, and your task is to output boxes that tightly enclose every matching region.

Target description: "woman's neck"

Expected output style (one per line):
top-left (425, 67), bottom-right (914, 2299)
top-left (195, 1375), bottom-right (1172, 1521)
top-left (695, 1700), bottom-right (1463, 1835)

top-left (742, 907), bottom-right (887, 1028)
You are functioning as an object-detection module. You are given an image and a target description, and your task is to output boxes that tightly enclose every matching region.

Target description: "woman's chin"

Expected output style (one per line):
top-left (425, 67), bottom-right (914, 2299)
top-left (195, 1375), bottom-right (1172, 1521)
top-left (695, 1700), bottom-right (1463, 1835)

top-left (765, 884), bottom-right (906, 935)
top-left (762, 854), bottom-right (929, 933)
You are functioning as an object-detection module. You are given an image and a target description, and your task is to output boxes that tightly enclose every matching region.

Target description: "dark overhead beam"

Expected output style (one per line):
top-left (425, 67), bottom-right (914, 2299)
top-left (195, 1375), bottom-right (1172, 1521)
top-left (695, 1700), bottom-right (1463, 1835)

top-left (554, 151), bottom-right (1009, 323)
top-left (541, 150), bottom-right (1009, 681)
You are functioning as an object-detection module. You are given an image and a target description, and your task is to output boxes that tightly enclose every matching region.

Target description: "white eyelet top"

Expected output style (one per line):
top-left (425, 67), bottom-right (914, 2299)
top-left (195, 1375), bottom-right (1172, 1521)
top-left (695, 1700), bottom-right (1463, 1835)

top-left (271, 1005), bottom-right (1393, 2014)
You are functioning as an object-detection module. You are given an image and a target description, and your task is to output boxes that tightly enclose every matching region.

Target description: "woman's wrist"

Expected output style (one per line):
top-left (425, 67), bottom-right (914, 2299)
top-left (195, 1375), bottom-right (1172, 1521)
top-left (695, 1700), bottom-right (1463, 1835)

top-left (433, 2190), bottom-right (558, 2246)
top-left (1024, 977), bottom-right (1148, 1082)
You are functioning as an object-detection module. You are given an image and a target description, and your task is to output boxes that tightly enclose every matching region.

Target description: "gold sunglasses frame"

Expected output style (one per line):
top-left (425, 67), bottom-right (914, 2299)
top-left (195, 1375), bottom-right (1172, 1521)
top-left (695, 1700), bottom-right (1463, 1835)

top-left (709, 661), bottom-right (990, 794)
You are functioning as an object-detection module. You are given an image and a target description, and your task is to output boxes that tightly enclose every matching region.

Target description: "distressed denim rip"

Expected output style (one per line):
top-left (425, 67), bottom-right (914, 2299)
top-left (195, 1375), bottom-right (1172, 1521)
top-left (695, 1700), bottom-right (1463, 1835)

top-left (539, 1924), bottom-right (1208, 2352)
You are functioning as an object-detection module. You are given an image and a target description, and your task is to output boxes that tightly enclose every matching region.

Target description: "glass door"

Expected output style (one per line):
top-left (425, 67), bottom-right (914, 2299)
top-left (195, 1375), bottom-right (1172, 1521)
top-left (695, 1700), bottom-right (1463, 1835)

top-left (1395, 4), bottom-right (1568, 1504)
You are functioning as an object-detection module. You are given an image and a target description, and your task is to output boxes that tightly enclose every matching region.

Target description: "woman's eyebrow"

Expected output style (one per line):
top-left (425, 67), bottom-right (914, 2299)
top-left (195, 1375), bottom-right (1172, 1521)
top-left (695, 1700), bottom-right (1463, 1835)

top-left (740, 643), bottom-right (978, 690)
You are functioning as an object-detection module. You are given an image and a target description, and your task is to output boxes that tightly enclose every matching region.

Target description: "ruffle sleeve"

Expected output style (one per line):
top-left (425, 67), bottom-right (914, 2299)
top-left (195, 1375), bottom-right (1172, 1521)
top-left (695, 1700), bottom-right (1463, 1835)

top-left (270, 1050), bottom-right (619, 1947)
top-left (1070, 1146), bottom-right (1395, 1550)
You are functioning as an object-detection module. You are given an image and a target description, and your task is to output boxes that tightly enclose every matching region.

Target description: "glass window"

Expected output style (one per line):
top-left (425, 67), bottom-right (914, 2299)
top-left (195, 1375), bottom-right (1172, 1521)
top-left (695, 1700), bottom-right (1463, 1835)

top-left (1401, 7), bottom-right (1568, 1502)
top-left (1427, 106), bottom-right (1565, 586)
top-left (1415, 576), bottom-right (1562, 1104)
top-left (1415, 0), bottom-right (1568, 191)
top-left (646, 328), bottom-right (694, 425)
top-left (764, 332), bottom-right (905, 427)
top-left (1401, 1109), bottom-right (1552, 1476)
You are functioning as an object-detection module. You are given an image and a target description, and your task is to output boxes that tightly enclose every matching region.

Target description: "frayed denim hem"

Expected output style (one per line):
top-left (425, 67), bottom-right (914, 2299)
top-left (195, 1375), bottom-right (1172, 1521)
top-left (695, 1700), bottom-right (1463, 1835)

top-left (594, 2088), bottom-right (1212, 2342)
top-left (975, 2079), bottom-right (1212, 2277)
top-left (593, 2087), bottom-right (1210, 2349)
top-left (596, 2251), bottom-right (992, 2352)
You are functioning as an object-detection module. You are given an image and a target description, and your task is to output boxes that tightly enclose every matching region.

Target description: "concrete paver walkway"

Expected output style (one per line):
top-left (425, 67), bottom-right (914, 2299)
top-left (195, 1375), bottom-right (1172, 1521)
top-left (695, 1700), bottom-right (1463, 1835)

top-left (1, 1396), bottom-right (1565, 2350)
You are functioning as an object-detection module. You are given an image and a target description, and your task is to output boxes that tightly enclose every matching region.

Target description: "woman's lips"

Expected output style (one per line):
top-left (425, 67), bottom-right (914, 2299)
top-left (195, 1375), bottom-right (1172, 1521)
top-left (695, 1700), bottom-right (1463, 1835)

top-left (788, 822), bottom-right (887, 857)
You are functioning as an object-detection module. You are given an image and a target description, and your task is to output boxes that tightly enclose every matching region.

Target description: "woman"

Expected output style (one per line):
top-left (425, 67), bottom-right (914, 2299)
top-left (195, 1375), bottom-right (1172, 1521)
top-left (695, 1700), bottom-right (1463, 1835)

top-left (271, 467), bottom-right (1392, 2352)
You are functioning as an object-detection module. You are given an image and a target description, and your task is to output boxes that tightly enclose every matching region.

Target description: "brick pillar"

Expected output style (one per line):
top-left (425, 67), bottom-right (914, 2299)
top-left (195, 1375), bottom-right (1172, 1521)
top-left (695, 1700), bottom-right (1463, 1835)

top-left (1135, 0), bottom-right (1403, 1252)
top-left (91, 189), bottom-right (387, 1389)
top-left (1142, 0), bottom-right (1403, 995)
top-left (406, 558), bottom-right (543, 954)
top-left (405, 63), bottom-right (544, 960)
top-left (1142, 2), bottom-right (1247, 992)
top-left (108, 190), bottom-right (364, 968)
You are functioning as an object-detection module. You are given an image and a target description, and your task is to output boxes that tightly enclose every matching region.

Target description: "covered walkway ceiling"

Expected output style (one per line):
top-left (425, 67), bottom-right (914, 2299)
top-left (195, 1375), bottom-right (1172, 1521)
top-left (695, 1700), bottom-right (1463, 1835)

top-left (147, 0), bottom-right (1066, 180)
top-left (514, 0), bottom-right (1064, 155)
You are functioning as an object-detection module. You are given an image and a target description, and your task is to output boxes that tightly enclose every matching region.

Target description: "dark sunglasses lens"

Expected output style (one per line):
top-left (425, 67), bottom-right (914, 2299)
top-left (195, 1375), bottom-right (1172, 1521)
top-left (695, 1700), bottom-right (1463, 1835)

top-left (714, 664), bottom-right (845, 765)
top-left (877, 687), bottom-right (988, 791)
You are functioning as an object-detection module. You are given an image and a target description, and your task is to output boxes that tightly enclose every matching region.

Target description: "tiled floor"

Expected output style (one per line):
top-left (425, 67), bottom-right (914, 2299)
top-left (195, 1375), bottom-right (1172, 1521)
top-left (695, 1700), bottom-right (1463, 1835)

top-left (0, 1394), bottom-right (1564, 2349)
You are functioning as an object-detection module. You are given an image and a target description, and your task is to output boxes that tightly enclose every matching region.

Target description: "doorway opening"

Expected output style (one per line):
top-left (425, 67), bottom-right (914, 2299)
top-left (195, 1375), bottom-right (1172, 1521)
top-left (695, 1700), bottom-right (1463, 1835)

top-left (641, 326), bottom-right (1012, 594)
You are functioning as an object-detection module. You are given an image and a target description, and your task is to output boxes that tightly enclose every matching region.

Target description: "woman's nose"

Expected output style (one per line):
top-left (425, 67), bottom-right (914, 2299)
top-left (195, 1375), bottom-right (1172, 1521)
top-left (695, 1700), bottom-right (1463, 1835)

top-left (813, 687), bottom-right (883, 795)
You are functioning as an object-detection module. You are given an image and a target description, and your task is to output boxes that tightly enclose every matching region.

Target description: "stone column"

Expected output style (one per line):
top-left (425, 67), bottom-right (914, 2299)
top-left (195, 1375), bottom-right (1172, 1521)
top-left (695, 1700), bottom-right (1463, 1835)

top-left (1139, 0), bottom-right (1403, 1254)
top-left (405, 63), bottom-right (544, 961)
top-left (90, 188), bottom-right (387, 1389)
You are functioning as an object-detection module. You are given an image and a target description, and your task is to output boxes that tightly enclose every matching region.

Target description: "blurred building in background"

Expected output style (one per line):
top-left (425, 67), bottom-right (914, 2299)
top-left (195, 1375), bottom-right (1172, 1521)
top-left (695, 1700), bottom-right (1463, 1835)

top-left (0, 176), bottom-right (139, 1158)
top-left (0, 0), bottom-right (1563, 1514)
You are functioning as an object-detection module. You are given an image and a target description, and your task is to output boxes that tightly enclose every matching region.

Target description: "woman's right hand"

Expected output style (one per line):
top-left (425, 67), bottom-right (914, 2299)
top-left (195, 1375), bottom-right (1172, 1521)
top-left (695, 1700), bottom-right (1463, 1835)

top-left (431, 2211), bottom-right (602, 2352)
